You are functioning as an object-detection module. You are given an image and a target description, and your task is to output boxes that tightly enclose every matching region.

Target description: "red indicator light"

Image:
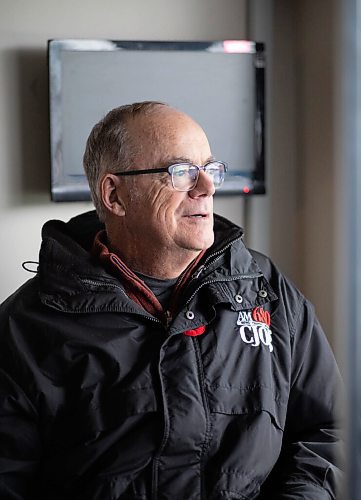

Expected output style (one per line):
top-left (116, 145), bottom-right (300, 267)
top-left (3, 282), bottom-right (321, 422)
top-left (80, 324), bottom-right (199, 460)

top-left (243, 186), bottom-right (250, 194)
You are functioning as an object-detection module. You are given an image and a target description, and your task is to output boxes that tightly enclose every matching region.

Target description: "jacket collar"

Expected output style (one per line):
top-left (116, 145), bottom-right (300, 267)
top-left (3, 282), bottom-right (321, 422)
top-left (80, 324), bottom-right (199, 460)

top-left (91, 230), bottom-right (205, 324)
top-left (37, 211), bottom-right (276, 315)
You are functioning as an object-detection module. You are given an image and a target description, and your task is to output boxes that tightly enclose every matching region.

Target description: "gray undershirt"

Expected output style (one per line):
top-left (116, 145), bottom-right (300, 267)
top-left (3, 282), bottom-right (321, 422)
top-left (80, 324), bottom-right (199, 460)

top-left (135, 272), bottom-right (178, 310)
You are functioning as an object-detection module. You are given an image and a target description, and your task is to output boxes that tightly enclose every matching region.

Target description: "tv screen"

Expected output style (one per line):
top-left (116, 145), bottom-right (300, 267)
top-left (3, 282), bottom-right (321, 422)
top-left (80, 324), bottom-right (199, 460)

top-left (48, 39), bottom-right (265, 201)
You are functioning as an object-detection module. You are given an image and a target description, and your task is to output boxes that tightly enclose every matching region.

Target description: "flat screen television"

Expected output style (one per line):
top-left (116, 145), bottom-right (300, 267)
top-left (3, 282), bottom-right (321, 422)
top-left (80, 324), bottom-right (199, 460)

top-left (48, 39), bottom-right (265, 201)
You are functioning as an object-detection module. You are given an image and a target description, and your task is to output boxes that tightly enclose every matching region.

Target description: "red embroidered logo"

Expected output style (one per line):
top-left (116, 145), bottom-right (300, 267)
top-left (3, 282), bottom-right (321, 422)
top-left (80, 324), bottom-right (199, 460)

top-left (183, 325), bottom-right (206, 337)
top-left (252, 306), bottom-right (271, 327)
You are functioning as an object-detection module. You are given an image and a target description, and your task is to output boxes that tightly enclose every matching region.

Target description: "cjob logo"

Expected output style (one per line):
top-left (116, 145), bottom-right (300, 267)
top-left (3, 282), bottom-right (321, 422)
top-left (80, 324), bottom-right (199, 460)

top-left (236, 307), bottom-right (273, 352)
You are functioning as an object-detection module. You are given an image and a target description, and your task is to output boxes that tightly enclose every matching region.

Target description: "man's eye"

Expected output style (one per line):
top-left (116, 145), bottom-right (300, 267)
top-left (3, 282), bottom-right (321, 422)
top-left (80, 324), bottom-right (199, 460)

top-left (174, 169), bottom-right (188, 177)
top-left (206, 168), bottom-right (219, 176)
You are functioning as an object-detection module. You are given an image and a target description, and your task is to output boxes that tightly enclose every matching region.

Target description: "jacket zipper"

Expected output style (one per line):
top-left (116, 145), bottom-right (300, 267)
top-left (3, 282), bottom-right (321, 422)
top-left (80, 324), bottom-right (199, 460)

top-left (77, 278), bottom-right (162, 324)
top-left (191, 234), bottom-right (243, 280)
top-left (151, 340), bottom-right (171, 500)
top-left (182, 233), bottom-right (263, 307)
top-left (81, 278), bottom-right (126, 292)
top-left (185, 272), bottom-right (263, 308)
top-left (192, 337), bottom-right (212, 500)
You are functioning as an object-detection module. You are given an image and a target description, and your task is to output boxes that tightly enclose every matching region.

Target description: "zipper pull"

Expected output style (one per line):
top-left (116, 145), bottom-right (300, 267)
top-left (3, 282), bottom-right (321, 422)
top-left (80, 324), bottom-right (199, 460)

top-left (192, 265), bottom-right (205, 280)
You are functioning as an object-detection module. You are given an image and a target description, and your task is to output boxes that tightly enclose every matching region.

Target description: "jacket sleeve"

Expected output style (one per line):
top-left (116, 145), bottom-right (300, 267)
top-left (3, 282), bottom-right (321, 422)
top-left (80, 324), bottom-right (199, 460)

top-left (0, 366), bottom-right (41, 499)
top-left (0, 293), bottom-right (43, 500)
top-left (0, 370), bottom-right (40, 500)
top-left (259, 295), bottom-right (343, 499)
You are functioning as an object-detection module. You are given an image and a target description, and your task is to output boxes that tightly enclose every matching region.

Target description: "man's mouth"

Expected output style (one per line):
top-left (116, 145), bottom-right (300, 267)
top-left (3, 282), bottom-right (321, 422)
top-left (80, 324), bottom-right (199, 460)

top-left (184, 213), bottom-right (209, 218)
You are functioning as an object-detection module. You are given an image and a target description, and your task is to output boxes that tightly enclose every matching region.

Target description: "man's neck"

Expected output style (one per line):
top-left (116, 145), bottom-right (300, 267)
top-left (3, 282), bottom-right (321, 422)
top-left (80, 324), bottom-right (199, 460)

top-left (108, 241), bottom-right (201, 279)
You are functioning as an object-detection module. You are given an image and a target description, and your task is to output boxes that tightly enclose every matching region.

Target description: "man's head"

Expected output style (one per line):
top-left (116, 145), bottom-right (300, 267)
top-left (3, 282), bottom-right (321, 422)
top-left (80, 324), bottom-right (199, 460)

top-left (83, 101), bottom-right (166, 221)
top-left (83, 102), bottom-right (221, 277)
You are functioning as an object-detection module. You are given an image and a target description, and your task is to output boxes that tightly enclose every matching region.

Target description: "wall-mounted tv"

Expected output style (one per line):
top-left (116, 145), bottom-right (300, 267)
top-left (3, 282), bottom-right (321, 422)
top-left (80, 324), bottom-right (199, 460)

top-left (48, 39), bottom-right (265, 201)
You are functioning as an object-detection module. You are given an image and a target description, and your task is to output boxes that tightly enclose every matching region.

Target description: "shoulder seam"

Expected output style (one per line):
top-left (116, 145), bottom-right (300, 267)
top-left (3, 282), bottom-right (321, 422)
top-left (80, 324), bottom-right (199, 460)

top-left (289, 295), bottom-right (306, 339)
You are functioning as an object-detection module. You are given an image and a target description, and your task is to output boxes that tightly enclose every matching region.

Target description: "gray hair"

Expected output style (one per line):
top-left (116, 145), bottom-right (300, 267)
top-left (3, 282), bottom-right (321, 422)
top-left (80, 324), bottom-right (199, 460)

top-left (83, 101), bottom-right (167, 221)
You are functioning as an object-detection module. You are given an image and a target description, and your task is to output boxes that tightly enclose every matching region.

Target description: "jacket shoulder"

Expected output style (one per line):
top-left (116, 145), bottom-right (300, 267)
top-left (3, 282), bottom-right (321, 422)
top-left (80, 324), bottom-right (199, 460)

top-left (249, 249), bottom-right (303, 298)
top-left (0, 277), bottom-right (40, 328)
top-left (248, 249), bottom-right (275, 278)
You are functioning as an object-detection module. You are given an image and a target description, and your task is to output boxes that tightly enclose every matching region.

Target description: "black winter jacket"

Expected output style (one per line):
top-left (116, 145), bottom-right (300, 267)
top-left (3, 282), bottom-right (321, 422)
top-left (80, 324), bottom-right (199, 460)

top-left (0, 211), bottom-right (342, 499)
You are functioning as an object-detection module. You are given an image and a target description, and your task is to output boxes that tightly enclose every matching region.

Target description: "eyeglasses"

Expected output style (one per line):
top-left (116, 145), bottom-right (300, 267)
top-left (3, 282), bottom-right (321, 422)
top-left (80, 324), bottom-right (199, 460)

top-left (114, 160), bottom-right (227, 192)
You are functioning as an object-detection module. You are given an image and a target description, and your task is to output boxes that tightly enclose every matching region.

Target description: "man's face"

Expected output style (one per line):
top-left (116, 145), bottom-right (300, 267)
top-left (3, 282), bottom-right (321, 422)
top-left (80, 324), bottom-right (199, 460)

top-left (117, 109), bottom-right (215, 261)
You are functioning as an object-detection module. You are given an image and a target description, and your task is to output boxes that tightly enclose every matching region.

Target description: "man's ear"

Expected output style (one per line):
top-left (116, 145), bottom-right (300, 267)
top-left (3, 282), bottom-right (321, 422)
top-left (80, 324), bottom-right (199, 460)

top-left (100, 174), bottom-right (126, 216)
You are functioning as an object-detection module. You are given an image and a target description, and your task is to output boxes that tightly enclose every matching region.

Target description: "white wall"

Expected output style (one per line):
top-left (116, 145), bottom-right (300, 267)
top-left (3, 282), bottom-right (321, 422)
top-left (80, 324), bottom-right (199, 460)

top-left (248, 0), bottom-right (338, 347)
top-left (293, 0), bottom-right (336, 347)
top-left (0, 0), bottom-right (340, 352)
top-left (0, 0), bottom-right (248, 302)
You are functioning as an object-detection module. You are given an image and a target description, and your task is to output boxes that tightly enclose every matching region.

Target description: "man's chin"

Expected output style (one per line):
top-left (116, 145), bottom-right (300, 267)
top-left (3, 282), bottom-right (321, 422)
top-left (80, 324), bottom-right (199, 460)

top-left (184, 232), bottom-right (214, 252)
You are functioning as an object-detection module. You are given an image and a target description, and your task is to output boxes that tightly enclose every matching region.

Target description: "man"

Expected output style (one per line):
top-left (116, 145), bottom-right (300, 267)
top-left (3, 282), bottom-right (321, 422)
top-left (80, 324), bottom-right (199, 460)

top-left (0, 101), bottom-right (342, 499)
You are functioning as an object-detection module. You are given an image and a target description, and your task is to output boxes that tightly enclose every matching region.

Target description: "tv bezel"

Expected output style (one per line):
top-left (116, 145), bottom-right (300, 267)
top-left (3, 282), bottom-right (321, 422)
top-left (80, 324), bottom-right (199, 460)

top-left (48, 39), bottom-right (266, 201)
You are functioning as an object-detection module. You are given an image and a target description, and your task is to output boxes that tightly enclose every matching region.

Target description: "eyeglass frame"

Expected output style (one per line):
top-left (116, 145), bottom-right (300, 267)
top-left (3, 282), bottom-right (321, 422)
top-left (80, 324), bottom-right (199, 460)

top-left (112, 160), bottom-right (228, 192)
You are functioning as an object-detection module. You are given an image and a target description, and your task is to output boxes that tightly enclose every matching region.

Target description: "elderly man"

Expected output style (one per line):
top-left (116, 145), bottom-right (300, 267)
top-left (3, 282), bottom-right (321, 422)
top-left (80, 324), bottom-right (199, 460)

top-left (0, 101), bottom-right (341, 499)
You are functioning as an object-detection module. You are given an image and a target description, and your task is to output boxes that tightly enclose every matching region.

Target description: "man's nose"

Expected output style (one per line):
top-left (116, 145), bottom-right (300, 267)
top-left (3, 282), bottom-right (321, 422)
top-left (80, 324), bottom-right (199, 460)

top-left (188, 169), bottom-right (216, 198)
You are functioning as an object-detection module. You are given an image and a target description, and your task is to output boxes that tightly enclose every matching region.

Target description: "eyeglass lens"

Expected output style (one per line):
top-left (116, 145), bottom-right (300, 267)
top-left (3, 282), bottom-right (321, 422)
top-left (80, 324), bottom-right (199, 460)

top-left (171, 162), bottom-right (225, 191)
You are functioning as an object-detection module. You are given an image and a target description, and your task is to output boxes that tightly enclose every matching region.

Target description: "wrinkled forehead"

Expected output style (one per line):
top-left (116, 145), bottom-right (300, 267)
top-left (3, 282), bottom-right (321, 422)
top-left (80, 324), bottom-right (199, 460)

top-left (128, 108), bottom-right (212, 167)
